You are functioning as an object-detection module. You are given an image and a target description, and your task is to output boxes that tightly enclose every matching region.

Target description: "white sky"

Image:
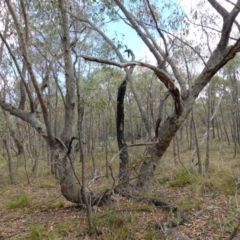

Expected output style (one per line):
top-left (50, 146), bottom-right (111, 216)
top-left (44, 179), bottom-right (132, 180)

top-left (137, 0), bottom-right (240, 66)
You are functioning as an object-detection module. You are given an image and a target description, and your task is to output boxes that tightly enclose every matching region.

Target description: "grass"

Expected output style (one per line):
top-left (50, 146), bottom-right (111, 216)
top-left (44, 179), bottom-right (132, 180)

top-left (39, 179), bottom-right (55, 189)
top-left (5, 194), bottom-right (30, 209)
top-left (168, 169), bottom-right (197, 188)
top-left (177, 198), bottom-right (203, 212)
top-left (45, 199), bottom-right (65, 209)
top-left (92, 208), bottom-right (137, 240)
top-left (0, 139), bottom-right (240, 239)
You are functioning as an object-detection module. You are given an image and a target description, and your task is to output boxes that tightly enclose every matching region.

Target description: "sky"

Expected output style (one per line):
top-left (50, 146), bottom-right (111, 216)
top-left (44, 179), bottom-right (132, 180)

top-left (105, 0), bottom-right (193, 61)
top-left (105, 0), bottom-right (238, 64)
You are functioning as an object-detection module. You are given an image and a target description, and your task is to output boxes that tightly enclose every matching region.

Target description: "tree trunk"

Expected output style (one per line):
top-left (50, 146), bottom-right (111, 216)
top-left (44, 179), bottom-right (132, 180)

top-left (117, 78), bottom-right (130, 186)
top-left (3, 136), bottom-right (15, 184)
top-left (136, 112), bottom-right (183, 188)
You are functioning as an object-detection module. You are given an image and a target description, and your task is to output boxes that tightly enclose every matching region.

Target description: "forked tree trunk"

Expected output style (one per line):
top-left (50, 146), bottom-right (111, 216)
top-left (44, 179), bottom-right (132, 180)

top-left (136, 112), bottom-right (184, 188)
top-left (53, 143), bottom-right (112, 206)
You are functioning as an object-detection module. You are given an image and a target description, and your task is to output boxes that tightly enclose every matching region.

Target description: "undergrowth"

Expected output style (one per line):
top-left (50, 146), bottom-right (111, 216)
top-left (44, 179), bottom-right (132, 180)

top-left (5, 194), bottom-right (30, 210)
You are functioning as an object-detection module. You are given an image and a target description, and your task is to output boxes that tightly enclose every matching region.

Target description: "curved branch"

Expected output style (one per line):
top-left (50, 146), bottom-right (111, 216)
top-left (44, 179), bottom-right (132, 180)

top-left (0, 100), bottom-right (47, 135)
top-left (68, 12), bottom-right (125, 63)
top-left (114, 0), bottom-right (164, 65)
top-left (0, 32), bottom-right (34, 111)
top-left (208, 0), bottom-right (229, 18)
top-left (209, 0), bottom-right (240, 50)
top-left (6, 0), bottom-right (54, 144)
top-left (81, 55), bottom-right (183, 115)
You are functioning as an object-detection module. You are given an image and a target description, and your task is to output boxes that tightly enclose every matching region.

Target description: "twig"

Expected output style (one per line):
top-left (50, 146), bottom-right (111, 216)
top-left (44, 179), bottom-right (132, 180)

top-left (109, 165), bottom-right (116, 189)
top-left (99, 207), bottom-right (152, 218)
top-left (109, 142), bottom-right (158, 164)
top-left (228, 218), bottom-right (240, 240)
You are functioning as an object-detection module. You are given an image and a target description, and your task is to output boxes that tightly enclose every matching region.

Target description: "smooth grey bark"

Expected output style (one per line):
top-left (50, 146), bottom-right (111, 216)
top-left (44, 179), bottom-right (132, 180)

top-left (3, 136), bottom-right (15, 184)
top-left (205, 84), bottom-right (212, 174)
top-left (0, 0), bottom-right (81, 204)
top-left (58, 0), bottom-right (76, 144)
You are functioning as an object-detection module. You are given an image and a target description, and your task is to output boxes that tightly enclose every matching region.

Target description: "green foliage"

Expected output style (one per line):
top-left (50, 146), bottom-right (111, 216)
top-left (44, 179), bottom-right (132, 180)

top-left (144, 225), bottom-right (162, 240)
top-left (169, 170), bottom-right (197, 188)
top-left (17, 221), bottom-right (74, 240)
top-left (191, 170), bottom-right (237, 196)
top-left (5, 194), bottom-right (30, 209)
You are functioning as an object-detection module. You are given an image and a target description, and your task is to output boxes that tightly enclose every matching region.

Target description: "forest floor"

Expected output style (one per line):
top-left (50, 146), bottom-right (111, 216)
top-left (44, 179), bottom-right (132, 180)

top-left (0, 145), bottom-right (240, 239)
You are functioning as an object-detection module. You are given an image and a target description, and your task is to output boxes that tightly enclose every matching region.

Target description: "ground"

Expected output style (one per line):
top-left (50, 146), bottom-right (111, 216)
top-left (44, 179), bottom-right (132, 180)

top-left (0, 144), bottom-right (240, 239)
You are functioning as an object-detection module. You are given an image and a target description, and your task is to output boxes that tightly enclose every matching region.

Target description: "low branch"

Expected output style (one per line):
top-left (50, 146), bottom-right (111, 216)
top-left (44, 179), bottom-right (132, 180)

top-left (81, 55), bottom-right (183, 115)
top-left (109, 142), bottom-right (158, 164)
top-left (81, 55), bottom-right (174, 85)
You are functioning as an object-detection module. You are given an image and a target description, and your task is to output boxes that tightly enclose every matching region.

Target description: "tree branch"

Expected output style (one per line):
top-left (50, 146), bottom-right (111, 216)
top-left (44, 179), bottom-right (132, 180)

top-left (0, 100), bottom-right (47, 135)
top-left (208, 0), bottom-right (229, 18)
top-left (0, 32), bottom-right (34, 111)
top-left (6, 0), bottom-right (54, 144)
top-left (81, 55), bottom-right (183, 115)
top-left (114, 0), bottom-right (164, 65)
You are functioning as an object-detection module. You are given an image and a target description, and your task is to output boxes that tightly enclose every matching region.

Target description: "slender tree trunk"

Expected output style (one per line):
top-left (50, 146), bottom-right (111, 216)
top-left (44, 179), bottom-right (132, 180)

top-left (205, 85), bottom-right (211, 174)
top-left (117, 78), bottom-right (130, 186)
top-left (220, 104), bottom-right (230, 145)
top-left (3, 136), bottom-right (15, 184)
top-left (192, 110), bottom-right (202, 174)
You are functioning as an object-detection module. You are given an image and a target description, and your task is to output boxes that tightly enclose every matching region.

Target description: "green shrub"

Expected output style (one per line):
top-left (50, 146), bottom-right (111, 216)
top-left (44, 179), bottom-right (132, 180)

top-left (169, 170), bottom-right (196, 188)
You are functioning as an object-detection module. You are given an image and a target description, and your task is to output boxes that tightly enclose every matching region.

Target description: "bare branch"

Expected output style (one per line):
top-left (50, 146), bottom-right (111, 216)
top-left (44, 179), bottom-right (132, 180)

top-left (208, 0), bottom-right (229, 18)
top-left (81, 55), bottom-right (183, 115)
top-left (114, 0), bottom-right (164, 65)
top-left (81, 55), bottom-right (174, 86)
top-left (6, 0), bottom-right (54, 143)
top-left (0, 32), bottom-right (34, 111)
top-left (225, 0), bottom-right (240, 10)
top-left (0, 100), bottom-right (46, 135)
top-left (209, 0), bottom-right (240, 50)
top-left (109, 142), bottom-right (158, 164)
top-left (145, 0), bottom-right (168, 58)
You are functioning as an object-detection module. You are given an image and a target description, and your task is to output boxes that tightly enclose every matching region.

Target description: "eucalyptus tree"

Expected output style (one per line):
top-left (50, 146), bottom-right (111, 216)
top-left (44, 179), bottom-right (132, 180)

top-left (222, 56), bottom-right (240, 157)
top-left (0, 0), bottom-right (104, 205)
top-left (81, 0), bottom-right (240, 185)
top-left (1, 0), bottom-right (240, 205)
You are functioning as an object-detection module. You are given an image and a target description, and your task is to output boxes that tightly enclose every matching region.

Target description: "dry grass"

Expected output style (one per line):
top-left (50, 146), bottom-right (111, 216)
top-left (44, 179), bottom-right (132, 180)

top-left (0, 139), bottom-right (240, 239)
